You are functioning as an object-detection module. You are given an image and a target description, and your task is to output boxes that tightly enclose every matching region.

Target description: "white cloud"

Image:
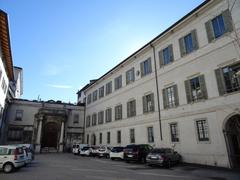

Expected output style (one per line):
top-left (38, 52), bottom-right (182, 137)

top-left (43, 64), bottom-right (72, 76)
top-left (47, 84), bottom-right (72, 89)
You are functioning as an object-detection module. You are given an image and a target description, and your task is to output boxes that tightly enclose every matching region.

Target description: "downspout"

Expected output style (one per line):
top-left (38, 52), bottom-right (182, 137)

top-left (150, 43), bottom-right (163, 140)
top-left (83, 102), bottom-right (86, 144)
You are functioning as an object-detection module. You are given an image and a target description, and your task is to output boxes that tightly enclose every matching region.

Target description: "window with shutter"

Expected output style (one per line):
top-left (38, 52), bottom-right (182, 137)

top-left (127, 100), bottom-right (136, 117)
top-left (159, 44), bottom-right (174, 67)
top-left (206, 9), bottom-right (233, 42)
top-left (185, 75), bottom-right (208, 103)
top-left (162, 85), bottom-right (178, 109)
top-left (115, 104), bottom-right (122, 120)
top-left (215, 63), bottom-right (240, 95)
top-left (114, 75), bottom-right (122, 90)
top-left (141, 58), bottom-right (152, 77)
top-left (98, 111), bottom-right (104, 124)
top-left (179, 30), bottom-right (198, 56)
top-left (143, 93), bottom-right (154, 113)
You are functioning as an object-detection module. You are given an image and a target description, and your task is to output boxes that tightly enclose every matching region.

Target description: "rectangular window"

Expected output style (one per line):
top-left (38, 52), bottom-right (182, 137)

top-left (87, 134), bottom-right (89, 144)
top-left (140, 58), bottom-right (152, 77)
top-left (115, 104), bottom-right (122, 120)
top-left (130, 129), bottom-right (135, 143)
top-left (92, 90), bottom-right (98, 102)
top-left (170, 123), bottom-right (179, 142)
top-left (114, 75), bottom-right (122, 90)
top-left (162, 85), bottom-right (179, 109)
top-left (7, 127), bottom-right (23, 141)
top-left (179, 30), bottom-right (198, 56)
top-left (73, 114), bottom-right (79, 124)
top-left (99, 133), bottom-right (102, 144)
top-left (196, 120), bottom-right (209, 141)
top-left (99, 86), bottom-right (104, 98)
top-left (147, 127), bottom-right (154, 143)
top-left (126, 68), bottom-right (135, 85)
top-left (205, 10), bottom-right (233, 42)
top-left (143, 93), bottom-right (154, 113)
top-left (117, 130), bottom-right (121, 144)
top-left (15, 110), bottom-right (23, 121)
top-left (92, 113), bottom-right (97, 126)
top-left (105, 108), bottom-right (112, 123)
top-left (107, 132), bottom-right (110, 144)
top-left (127, 99), bottom-right (136, 117)
top-left (86, 115), bottom-right (91, 127)
top-left (106, 81), bottom-right (112, 95)
top-left (87, 94), bottom-right (92, 105)
top-left (185, 75), bottom-right (208, 103)
top-left (215, 62), bottom-right (240, 95)
top-left (159, 45), bottom-right (174, 67)
top-left (98, 111), bottom-right (104, 124)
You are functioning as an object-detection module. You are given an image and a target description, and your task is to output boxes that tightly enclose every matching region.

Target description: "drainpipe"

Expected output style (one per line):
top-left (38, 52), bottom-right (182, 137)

top-left (83, 102), bottom-right (86, 144)
top-left (150, 43), bottom-right (163, 141)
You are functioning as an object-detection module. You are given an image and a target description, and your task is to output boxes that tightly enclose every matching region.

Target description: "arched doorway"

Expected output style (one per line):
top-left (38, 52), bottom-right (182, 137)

top-left (42, 122), bottom-right (59, 148)
top-left (91, 134), bottom-right (96, 145)
top-left (224, 114), bottom-right (240, 168)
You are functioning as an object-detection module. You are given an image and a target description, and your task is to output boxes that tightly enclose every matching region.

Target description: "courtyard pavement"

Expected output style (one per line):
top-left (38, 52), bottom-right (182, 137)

top-left (0, 153), bottom-right (239, 180)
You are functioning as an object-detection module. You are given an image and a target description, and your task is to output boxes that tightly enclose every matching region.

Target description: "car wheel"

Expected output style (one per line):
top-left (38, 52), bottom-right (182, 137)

top-left (3, 163), bottom-right (14, 173)
top-left (165, 159), bottom-right (171, 168)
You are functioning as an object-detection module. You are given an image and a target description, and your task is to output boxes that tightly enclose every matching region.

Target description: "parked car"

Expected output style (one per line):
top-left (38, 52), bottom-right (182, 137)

top-left (110, 146), bottom-right (124, 160)
top-left (72, 144), bottom-right (88, 155)
top-left (124, 144), bottom-right (153, 163)
top-left (90, 146), bottom-right (100, 157)
top-left (97, 146), bottom-right (111, 158)
top-left (80, 146), bottom-right (92, 156)
top-left (17, 144), bottom-right (34, 164)
top-left (146, 148), bottom-right (181, 168)
top-left (0, 145), bottom-right (25, 173)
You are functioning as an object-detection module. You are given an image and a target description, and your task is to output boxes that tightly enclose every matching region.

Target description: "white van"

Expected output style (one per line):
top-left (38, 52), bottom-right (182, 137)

top-left (0, 145), bottom-right (25, 173)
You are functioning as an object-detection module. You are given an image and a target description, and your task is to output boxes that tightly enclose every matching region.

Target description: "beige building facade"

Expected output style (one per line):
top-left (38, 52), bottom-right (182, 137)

top-left (4, 99), bottom-right (85, 153)
top-left (82, 0), bottom-right (240, 168)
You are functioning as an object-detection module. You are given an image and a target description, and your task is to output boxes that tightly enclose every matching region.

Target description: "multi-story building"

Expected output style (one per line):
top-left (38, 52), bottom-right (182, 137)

top-left (81, 0), bottom-right (240, 168)
top-left (4, 99), bottom-right (85, 153)
top-left (0, 10), bottom-right (16, 143)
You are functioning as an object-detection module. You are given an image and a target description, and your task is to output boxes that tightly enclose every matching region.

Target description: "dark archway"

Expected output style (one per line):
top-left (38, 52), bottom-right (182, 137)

top-left (224, 114), bottom-right (240, 168)
top-left (91, 134), bottom-right (96, 145)
top-left (41, 122), bottom-right (59, 148)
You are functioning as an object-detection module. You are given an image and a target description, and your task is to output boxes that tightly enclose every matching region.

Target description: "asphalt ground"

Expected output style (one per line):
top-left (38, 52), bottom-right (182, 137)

top-left (0, 153), bottom-right (239, 180)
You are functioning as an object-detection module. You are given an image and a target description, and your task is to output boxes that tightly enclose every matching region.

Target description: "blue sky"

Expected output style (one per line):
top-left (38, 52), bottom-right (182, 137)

top-left (1, 0), bottom-right (204, 103)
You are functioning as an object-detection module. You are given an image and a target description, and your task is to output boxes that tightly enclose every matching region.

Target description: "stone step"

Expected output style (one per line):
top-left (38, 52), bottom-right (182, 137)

top-left (41, 147), bottom-right (58, 153)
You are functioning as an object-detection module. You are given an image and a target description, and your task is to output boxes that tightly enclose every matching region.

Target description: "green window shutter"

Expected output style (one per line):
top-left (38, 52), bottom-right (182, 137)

top-left (222, 9), bottom-right (233, 33)
top-left (119, 105), bottom-right (122, 119)
top-left (179, 37), bottom-right (186, 57)
top-left (162, 88), bottom-right (168, 109)
top-left (140, 62), bottom-right (144, 77)
top-left (184, 80), bottom-right (192, 104)
top-left (109, 108), bottom-right (112, 122)
top-left (169, 44), bottom-right (174, 62)
top-left (205, 20), bottom-right (215, 43)
top-left (142, 96), bottom-right (147, 113)
top-left (115, 106), bottom-right (117, 120)
top-left (199, 75), bottom-right (208, 100)
top-left (191, 29), bottom-right (199, 50)
top-left (215, 68), bottom-right (226, 96)
top-left (159, 50), bottom-right (164, 67)
top-left (133, 100), bottom-right (136, 116)
top-left (150, 93), bottom-right (155, 111)
top-left (127, 102), bottom-right (130, 117)
top-left (173, 84), bottom-right (179, 106)
top-left (148, 58), bottom-right (152, 73)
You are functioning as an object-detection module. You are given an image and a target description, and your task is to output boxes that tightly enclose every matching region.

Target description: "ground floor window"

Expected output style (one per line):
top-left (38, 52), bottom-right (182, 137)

top-left (147, 127), bottom-right (154, 143)
top-left (130, 129), bottom-right (135, 143)
top-left (170, 123), bottom-right (179, 142)
top-left (107, 132), bottom-right (111, 144)
top-left (7, 127), bottom-right (23, 141)
top-left (196, 119), bottom-right (209, 141)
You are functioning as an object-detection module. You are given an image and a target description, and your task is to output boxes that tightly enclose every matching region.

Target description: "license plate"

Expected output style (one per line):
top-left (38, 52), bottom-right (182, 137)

top-left (127, 155), bottom-right (133, 157)
top-left (151, 156), bottom-right (157, 159)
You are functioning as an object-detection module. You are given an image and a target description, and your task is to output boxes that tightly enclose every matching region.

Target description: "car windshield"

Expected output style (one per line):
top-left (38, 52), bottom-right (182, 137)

top-left (125, 145), bottom-right (138, 152)
top-left (111, 147), bottom-right (123, 152)
top-left (82, 147), bottom-right (90, 150)
top-left (151, 148), bottom-right (170, 154)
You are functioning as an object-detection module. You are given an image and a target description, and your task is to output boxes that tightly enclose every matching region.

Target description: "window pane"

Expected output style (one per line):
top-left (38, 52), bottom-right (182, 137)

top-left (184, 34), bottom-right (193, 54)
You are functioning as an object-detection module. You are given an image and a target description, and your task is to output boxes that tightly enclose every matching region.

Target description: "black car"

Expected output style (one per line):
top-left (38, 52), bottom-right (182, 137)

top-left (146, 148), bottom-right (181, 168)
top-left (123, 144), bottom-right (153, 163)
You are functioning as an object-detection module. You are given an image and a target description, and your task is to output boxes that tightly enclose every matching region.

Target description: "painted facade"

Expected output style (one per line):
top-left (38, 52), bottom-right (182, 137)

top-left (81, 0), bottom-right (240, 168)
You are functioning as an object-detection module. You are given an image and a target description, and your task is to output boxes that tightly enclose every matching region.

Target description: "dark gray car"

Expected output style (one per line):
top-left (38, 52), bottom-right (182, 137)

top-left (146, 148), bottom-right (181, 168)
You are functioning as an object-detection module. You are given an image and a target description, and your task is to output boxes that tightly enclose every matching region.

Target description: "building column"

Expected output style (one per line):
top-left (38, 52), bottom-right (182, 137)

top-left (35, 116), bottom-right (43, 153)
top-left (59, 121), bottom-right (65, 152)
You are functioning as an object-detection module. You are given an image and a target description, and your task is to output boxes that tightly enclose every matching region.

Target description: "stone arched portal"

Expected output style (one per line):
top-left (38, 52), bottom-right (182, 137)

top-left (224, 114), bottom-right (240, 168)
top-left (41, 122), bottom-right (59, 148)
